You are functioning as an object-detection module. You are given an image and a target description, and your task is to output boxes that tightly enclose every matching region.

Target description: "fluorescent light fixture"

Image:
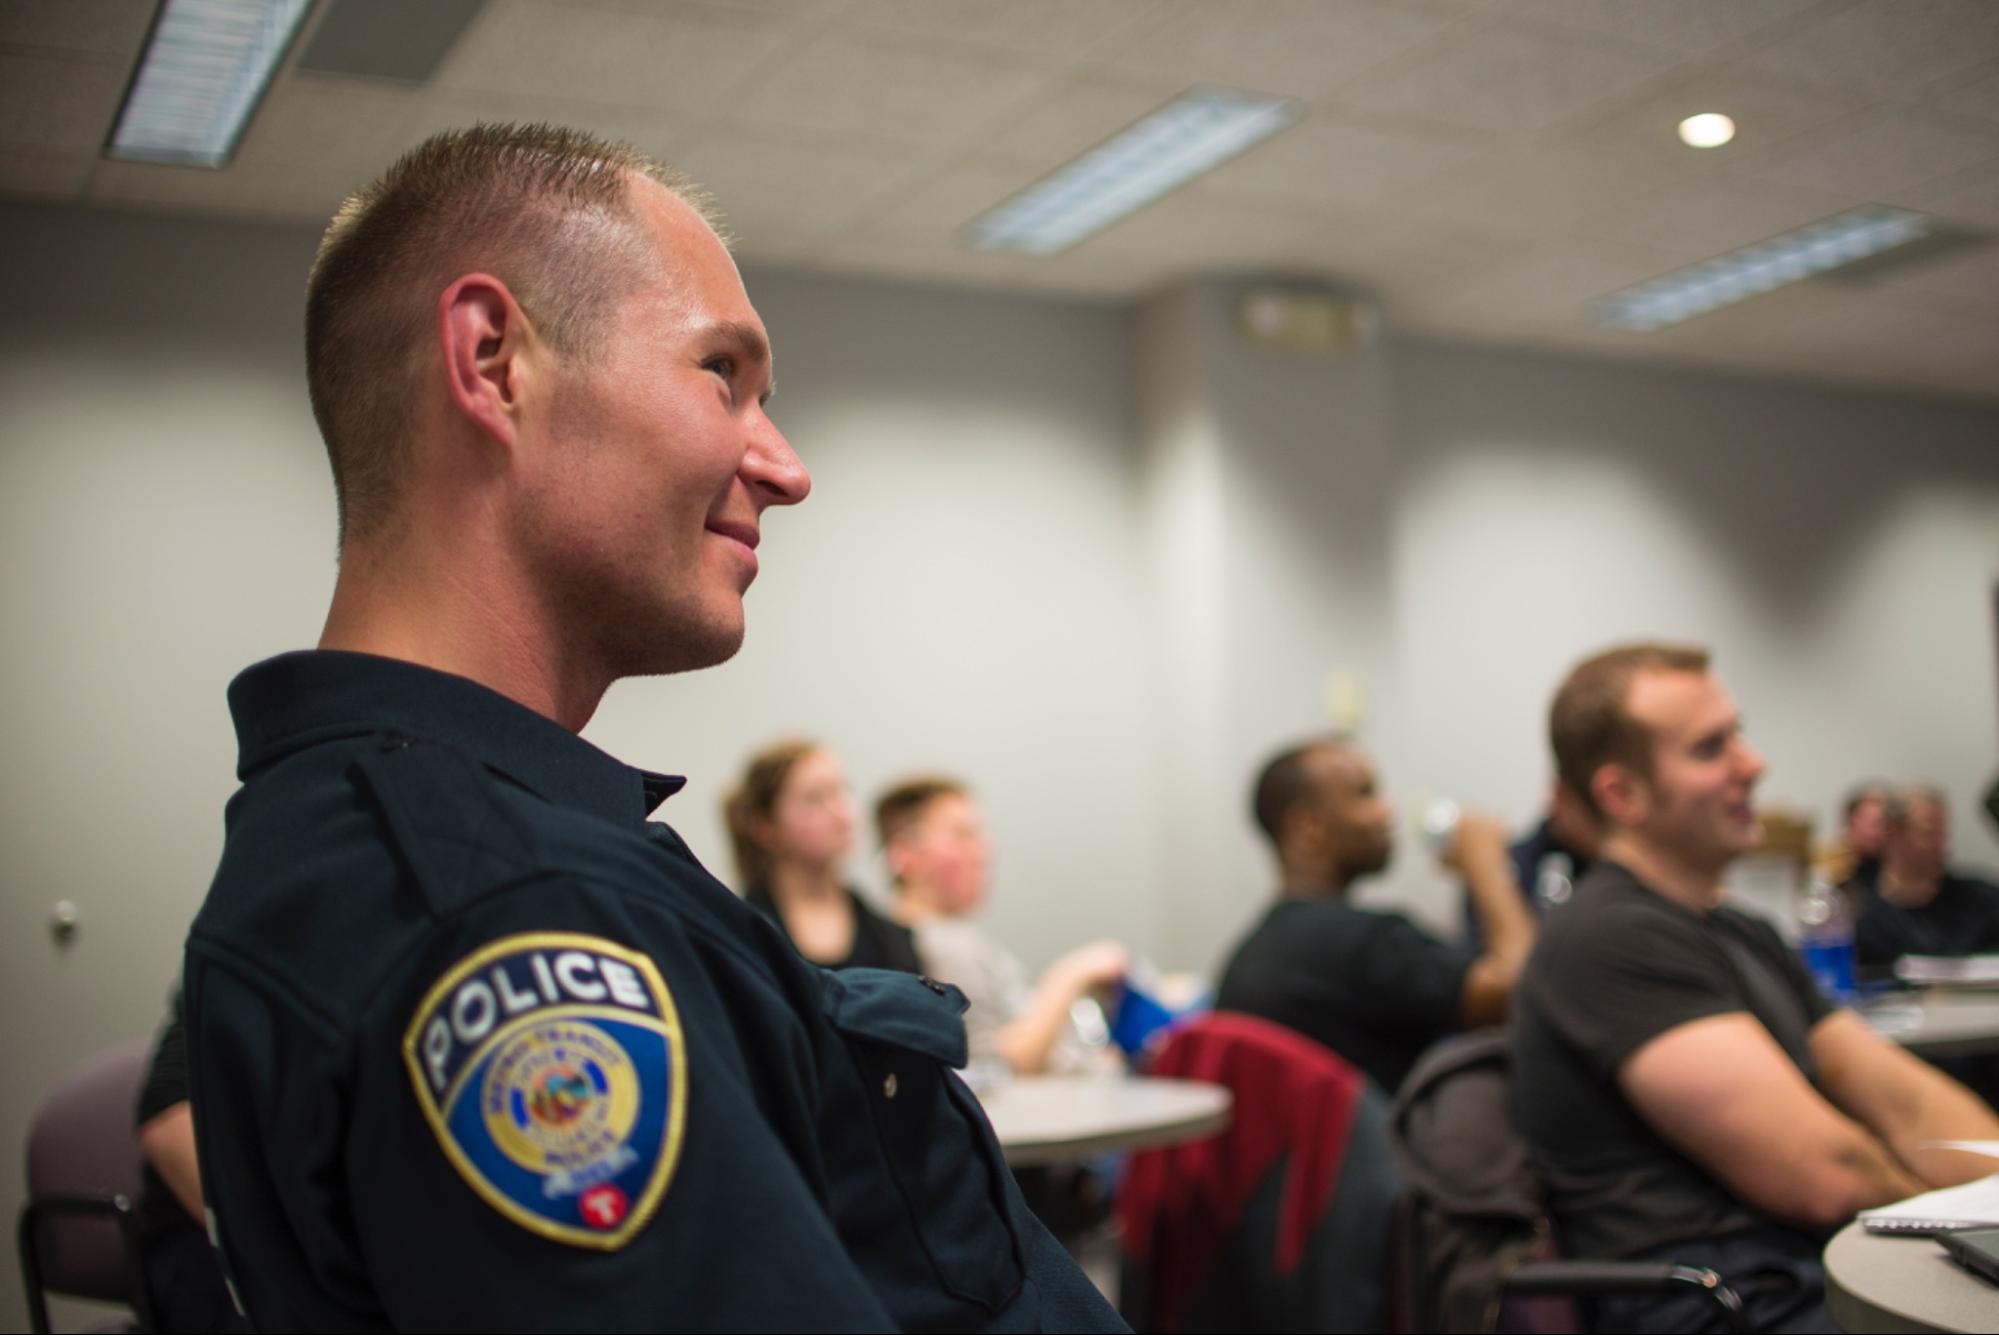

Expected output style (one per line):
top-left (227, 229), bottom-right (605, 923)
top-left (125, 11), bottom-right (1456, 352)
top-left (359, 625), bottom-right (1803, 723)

top-left (966, 88), bottom-right (1302, 255)
top-left (107, 0), bottom-right (313, 168)
top-left (1677, 112), bottom-right (1736, 149)
top-left (1596, 206), bottom-right (1934, 332)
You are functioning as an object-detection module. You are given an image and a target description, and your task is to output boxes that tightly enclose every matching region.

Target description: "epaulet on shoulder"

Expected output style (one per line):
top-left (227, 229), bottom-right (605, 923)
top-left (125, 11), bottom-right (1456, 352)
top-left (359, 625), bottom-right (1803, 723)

top-left (352, 732), bottom-right (544, 918)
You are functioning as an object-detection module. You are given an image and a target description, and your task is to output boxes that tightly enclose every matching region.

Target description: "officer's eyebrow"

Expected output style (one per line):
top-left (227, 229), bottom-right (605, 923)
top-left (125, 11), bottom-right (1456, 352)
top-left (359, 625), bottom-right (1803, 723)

top-left (706, 319), bottom-right (776, 404)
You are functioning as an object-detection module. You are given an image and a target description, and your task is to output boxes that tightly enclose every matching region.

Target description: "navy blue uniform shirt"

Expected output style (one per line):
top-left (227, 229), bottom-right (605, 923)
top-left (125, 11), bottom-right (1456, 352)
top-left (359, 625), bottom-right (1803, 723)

top-left (185, 651), bottom-right (1125, 1332)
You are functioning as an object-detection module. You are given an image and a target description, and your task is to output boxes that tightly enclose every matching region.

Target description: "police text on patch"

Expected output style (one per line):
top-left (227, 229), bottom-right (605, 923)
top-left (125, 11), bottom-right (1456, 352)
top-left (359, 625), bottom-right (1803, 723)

top-left (421, 945), bottom-right (657, 1097)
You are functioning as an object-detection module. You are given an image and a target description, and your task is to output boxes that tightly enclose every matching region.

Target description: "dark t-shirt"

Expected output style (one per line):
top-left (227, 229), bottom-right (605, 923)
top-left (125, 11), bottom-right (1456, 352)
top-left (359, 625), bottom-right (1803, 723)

top-left (744, 882), bottom-right (922, 974)
top-left (1215, 896), bottom-right (1472, 1094)
top-left (1513, 861), bottom-right (1834, 1260)
top-left (1852, 871), bottom-right (1999, 967)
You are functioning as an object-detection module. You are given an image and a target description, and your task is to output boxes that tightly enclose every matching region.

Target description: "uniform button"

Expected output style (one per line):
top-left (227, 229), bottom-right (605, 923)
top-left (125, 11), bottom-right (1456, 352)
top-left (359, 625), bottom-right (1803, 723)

top-left (883, 1072), bottom-right (898, 1099)
top-left (920, 977), bottom-right (949, 996)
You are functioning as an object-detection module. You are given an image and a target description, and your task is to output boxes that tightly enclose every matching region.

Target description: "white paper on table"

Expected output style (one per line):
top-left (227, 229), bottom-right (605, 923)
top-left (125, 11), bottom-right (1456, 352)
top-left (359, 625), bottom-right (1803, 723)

top-left (1922, 1140), bottom-right (1999, 1159)
top-left (1896, 954), bottom-right (1999, 986)
top-left (1860, 1173), bottom-right (1999, 1233)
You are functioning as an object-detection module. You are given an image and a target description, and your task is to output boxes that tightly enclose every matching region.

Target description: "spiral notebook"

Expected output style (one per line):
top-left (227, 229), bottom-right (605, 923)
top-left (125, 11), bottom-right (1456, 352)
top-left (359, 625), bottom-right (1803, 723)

top-left (1861, 1171), bottom-right (1999, 1234)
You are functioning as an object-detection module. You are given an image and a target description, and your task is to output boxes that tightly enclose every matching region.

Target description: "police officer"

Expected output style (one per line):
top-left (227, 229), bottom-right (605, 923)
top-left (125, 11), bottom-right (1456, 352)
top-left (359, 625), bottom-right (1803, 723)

top-left (184, 123), bottom-right (1126, 1332)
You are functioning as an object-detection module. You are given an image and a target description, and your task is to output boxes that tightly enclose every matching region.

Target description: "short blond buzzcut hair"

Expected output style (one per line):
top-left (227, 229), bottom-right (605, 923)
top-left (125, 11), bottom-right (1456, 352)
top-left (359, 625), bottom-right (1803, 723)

top-left (305, 122), bottom-right (719, 543)
top-left (1550, 642), bottom-right (1711, 820)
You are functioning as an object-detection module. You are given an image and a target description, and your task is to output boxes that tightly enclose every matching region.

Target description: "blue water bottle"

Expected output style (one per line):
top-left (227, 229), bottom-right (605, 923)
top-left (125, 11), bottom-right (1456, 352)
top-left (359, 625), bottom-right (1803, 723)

top-left (1798, 877), bottom-right (1856, 1003)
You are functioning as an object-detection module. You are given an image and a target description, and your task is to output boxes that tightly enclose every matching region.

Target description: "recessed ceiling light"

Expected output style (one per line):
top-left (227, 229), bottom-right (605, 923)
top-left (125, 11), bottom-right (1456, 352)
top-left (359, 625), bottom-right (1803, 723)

top-left (965, 88), bottom-right (1302, 256)
top-left (1677, 113), bottom-right (1737, 149)
top-left (1596, 206), bottom-right (1934, 332)
top-left (106, 0), bottom-right (313, 169)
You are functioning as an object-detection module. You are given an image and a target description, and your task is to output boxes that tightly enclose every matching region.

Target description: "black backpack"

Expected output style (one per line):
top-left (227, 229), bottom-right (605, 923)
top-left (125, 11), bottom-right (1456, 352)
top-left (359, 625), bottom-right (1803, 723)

top-left (1388, 1029), bottom-right (1568, 1334)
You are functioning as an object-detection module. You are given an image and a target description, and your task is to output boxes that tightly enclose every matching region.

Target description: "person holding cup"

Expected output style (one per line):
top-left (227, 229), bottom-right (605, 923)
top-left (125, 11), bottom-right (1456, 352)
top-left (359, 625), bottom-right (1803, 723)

top-left (1215, 738), bottom-right (1537, 1094)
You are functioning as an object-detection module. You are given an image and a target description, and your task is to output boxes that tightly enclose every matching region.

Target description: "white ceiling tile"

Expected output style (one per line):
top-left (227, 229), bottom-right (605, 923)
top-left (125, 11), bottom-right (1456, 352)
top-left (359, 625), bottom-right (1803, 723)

top-left (1845, 238), bottom-right (1999, 314)
top-left (1924, 62), bottom-right (1999, 126)
top-left (1331, 24), bottom-right (1682, 136)
top-left (1739, 0), bottom-right (1999, 99)
top-left (1286, 213), bottom-right (1536, 298)
top-left (562, 0), bottom-right (839, 19)
top-left (837, 0), bottom-right (1159, 62)
top-left (0, 0), bottom-right (156, 59)
top-left (816, 231), bottom-right (1159, 300)
top-left (1563, 66), bottom-right (1867, 174)
top-left (1736, 109), bottom-right (1999, 201)
top-left (843, 161), bottom-right (1039, 245)
top-left (1101, 0), bottom-right (1468, 101)
top-left (973, 78), bottom-right (1182, 170)
top-left (1062, 191), bottom-right (1340, 270)
top-left (1397, 143), bottom-right (1694, 240)
top-left (1400, 237), bottom-right (1692, 326)
top-left (669, 125), bottom-right (920, 246)
top-left (437, 0), bottom-right (798, 113)
top-left (87, 75), bottom-right (420, 222)
top-left (0, 145), bottom-right (93, 200)
top-left (1908, 165), bottom-right (1999, 229)
top-left (731, 33), bottom-right (1050, 146)
top-left (1495, 0), bottom-right (1826, 57)
top-left (0, 52), bottom-right (127, 152)
top-left (1191, 114), bottom-right (1485, 214)
top-left (395, 92), bottom-right (700, 166)
top-left (1576, 177), bottom-right (1857, 265)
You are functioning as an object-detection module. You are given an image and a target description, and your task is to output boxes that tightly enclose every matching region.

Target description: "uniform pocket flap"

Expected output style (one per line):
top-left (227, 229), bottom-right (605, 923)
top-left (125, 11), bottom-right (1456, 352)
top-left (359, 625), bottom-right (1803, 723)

top-left (824, 969), bottom-right (970, 1069)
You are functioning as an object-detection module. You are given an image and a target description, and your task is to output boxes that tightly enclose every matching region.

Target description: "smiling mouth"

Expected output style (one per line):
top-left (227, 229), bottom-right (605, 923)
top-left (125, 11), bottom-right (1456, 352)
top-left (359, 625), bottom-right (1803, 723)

top-left (705, 520), bottom-right (759, 552)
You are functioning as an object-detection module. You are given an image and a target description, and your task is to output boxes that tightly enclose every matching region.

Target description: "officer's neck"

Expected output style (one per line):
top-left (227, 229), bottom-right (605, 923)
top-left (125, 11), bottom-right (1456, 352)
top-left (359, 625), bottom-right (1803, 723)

top-left (321, 539), bottom-right (611, 734)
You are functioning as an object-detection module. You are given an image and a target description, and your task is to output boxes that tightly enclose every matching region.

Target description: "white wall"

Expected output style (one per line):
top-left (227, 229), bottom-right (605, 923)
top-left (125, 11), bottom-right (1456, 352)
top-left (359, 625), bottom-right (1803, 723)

top-left (1384, 344), bottom-right (1999, 929)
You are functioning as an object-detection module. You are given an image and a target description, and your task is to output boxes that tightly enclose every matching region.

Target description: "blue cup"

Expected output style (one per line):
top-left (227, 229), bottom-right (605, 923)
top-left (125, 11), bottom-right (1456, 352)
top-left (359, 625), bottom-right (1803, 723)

top-left (1109, 979), bottom-right (1179, 1059)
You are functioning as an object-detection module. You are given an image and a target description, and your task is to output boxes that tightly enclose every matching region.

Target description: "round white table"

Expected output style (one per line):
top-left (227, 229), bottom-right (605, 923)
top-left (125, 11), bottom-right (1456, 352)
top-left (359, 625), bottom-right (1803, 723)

top-left (1863, 991), bottom-right (1999, 1058)
top-left (977, 1074), bottom-right (1232, 1166)
top-left (1824, 1222), bottom-right (1999, 1333)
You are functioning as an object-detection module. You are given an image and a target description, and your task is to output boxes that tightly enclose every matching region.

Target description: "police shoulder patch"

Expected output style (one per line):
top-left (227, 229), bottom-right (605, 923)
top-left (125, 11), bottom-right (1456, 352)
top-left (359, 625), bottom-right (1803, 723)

top-left (402, 932), bottom-right (687, 1250)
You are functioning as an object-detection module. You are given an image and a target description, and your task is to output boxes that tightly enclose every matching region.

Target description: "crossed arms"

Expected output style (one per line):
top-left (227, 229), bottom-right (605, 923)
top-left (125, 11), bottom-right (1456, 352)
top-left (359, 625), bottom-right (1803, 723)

top-left (1622, 1009), bottom-right (1999, 1231)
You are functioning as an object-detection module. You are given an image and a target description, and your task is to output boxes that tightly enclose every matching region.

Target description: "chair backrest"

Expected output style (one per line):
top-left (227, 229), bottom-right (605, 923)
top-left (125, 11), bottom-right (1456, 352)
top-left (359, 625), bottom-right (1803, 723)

top-left (1388, 1027), bottom-right (1575, 1334)
top-left (1116, 1011), bottom-right (1401, 1333)
top-left (19, 1040), bottom-right (153, 1320)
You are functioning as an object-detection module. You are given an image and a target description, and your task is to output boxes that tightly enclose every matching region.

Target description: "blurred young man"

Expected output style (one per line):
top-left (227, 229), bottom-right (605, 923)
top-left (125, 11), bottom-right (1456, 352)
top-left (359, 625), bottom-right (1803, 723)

top-left (1514, 645), bottom-right (1999, 1333)
top-left (878, 776), bottom-right (1125, 1076)
top-left (1217, 739), bottom-right (1537, 1093)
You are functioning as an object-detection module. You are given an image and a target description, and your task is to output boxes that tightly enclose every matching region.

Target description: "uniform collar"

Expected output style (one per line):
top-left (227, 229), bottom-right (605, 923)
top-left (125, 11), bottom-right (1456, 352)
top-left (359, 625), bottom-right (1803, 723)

top-left (227, 650), bottom-right (686, 824)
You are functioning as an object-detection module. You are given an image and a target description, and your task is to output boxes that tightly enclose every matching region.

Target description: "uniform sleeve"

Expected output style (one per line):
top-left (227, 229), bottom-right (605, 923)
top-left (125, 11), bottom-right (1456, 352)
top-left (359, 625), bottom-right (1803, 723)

top-left (191, 881), bottom-right (900, 1334)
top-left (1529, 901), bottom-right (1740, 1080)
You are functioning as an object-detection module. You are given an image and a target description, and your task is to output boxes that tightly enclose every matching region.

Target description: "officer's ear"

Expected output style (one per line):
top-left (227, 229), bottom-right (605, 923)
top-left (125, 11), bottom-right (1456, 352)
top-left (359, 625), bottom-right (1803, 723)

top-left (437, 273), bottom-right (536, 450)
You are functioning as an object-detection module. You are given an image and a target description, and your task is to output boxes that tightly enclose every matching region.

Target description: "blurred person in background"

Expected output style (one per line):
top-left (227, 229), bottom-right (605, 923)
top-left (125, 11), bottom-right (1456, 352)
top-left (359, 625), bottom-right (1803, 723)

top-left (1465, 777), bottom-right (1600, 947)
top-left (728, 738), bottom-right (920, 973)
top-left (1819, 780), bottom-right (1889, 888)
top-left (1217, 737), bottom-right (1537, 1094)
top-left (877, 774), bottom-right (1125, 1076)
top-left (1854, 785), bottom-right (1999, 968)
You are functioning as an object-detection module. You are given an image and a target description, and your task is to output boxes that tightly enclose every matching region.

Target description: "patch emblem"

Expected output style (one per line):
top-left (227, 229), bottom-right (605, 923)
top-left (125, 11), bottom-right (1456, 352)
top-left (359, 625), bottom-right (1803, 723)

top-left (402, 933), bottom-right (687, 1249)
